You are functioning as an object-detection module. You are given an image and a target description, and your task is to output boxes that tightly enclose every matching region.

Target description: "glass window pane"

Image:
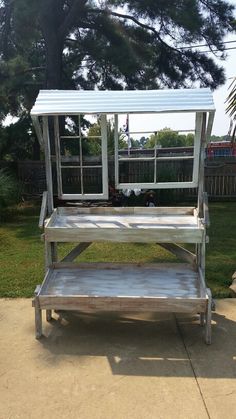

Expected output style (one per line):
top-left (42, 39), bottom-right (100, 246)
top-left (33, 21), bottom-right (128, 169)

top-left (156, 159), bottom-right (194, 183)
top-left (119, 160), bottom-right (154, 184)
top-left (62, 168), bottom-right (81, 194)
top-left (83, 167), bottom-right (103, 194)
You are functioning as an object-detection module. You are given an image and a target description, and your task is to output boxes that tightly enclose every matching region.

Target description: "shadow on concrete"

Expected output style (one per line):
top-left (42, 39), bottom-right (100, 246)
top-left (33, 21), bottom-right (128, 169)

top-left (38, 310), bottom-right (236, 378)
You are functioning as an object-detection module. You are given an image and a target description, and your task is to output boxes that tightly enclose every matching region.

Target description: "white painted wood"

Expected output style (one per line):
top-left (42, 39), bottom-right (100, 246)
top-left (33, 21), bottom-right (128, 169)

top-left (61, 243), bottom-right (91, 262)
top-left (43, 116), bottom-right (54, 213)
top-left (192, 112), bottom-right (203, 185)
top-left (38, 191), bottom-right (48, 228)
top-left (117, 181), bottom-right (198, 190)
top-left (54, 116), bottom-right (63, 197)
top-left (118, 156), bottom-right (194, 162)
top-left (34, 286), bottom-right (42, 339)
top-left (158, 243), bottom-right (196, 265)
top-left (45, 207), bottom-right (203, 243)
top-left (100, 114), bottom-right (109, 199)
top-left (203, 192), bottom-right (210, 227)
top-left (57, 206), bottom-right (195, 216)
top-left (114, 114), bottom-right (119, 188)
top-left (31, 115), bottom-right (44, 147)
top-left (38, 263), bottom-right (207, 313)
top-left (59, 193), bottom-right (109, 200)
top-left (205, 288), bottom-right (212, 344)
top-left (46, 310), bottom-right (52, 322)
top-left (206, 111), bottom-right (215, 143)
top-left (197, 113), bottom-right (207, 216)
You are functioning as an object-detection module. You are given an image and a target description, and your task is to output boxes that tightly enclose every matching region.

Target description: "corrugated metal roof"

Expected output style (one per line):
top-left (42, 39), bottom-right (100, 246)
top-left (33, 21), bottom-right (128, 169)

top-left (30, 88), bottom-right (215, 116)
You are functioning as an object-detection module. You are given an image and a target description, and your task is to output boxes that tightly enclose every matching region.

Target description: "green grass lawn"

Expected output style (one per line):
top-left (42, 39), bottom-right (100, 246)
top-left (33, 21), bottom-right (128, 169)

top-left (0, 202), bottom-right (235, 298)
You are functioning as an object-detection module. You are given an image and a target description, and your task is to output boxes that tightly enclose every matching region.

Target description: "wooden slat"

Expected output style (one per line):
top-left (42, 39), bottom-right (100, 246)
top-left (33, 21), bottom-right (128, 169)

top-left (39, 296), bottom-right (207, 313)
top-left (57, 206), bottom-right (195, 216)
top-left (157, 243), bottom-right (196, 265)
top-left (45, 227), bottom-right (203, 243)
top-left (38, 262), bottom-right (207, 313)
top-left (38, 191), bottom-right (48, 228)
top-left (43, 116), bottom-right (54, 213)
top-left (203, 192), bottom-right (210, 227)
top-left (61, 242), bottom-right (91, 262)
top-left (45, 207), bottom-right (203, 243)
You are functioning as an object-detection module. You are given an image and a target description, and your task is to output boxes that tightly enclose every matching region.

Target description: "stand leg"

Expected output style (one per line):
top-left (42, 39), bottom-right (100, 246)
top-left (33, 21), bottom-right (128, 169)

top-left (205, 288), bottom-right (212, 345)
top-left (46, 310), bottom-right (52, 322)
top-left (200, 313), bottom-right (205, 326)
top-left (34, 285), bottom-right (42, 339)
top-left (35, 301), bottom-right (42, 339)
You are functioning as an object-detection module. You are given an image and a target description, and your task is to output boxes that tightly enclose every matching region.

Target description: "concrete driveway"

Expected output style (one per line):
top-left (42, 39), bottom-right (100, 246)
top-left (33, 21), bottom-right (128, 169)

top-left (0, 299), bottom-right (236, 419)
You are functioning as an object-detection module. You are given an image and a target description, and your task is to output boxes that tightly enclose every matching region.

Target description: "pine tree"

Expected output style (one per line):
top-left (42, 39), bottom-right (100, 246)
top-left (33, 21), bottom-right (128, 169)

top-left (0, 0), bottom-right (235, 145)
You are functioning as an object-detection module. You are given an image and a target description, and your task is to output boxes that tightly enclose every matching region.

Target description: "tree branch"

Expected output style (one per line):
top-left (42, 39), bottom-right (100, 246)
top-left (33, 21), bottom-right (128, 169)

top-left (88, 8), bottom-right (184, 55)
top-left (59, 0), bottom-right (89, 38)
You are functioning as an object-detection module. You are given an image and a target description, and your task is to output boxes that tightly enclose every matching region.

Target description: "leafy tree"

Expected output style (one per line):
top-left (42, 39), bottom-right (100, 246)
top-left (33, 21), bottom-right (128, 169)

top-left (0, 0), bottom-right (234, 159)
top-left (87, 119), bottom-right (126, 154)
top-left (145, 128), bottom-right (195, 148)
top-left (0, 0), bottom-right (234, 118)
top-left (0, 113), bottom-right (40, 160)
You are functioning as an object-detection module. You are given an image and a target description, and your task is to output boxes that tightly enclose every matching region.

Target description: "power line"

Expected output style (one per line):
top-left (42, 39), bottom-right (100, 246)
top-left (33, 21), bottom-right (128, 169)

top-left (180, 39), bottom-right (236, 49)
top-left (197, 46), bottom-right (236, 53)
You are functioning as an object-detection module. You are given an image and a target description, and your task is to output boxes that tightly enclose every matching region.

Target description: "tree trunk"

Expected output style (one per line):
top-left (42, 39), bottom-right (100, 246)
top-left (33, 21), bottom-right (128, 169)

top-left (44, 35), bottom-right (63, 89)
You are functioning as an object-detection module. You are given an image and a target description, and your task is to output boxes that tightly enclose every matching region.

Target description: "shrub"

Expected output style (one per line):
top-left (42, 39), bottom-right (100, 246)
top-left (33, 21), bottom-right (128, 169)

top-left (0, 169), bottom-right (21, 211)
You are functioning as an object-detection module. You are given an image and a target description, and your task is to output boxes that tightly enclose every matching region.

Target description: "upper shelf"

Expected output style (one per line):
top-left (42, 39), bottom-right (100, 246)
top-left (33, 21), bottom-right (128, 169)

top-left (44, 206), bottom-right (204, 243)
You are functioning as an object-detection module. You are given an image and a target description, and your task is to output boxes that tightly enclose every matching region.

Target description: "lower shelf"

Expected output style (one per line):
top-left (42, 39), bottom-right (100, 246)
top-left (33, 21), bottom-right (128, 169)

top-left (36, 263), bottom-right (207, 313)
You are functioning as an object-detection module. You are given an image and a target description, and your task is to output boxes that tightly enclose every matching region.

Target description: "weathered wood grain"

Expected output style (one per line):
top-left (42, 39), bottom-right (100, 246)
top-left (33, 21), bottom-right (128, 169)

top-left (61, 242), bottom-right (91, 262)
top-left (45, 207), bottom-right (203, 243)
top-left (157, 243), bottom-right (196, 265)
top-left (36, 263), bottom-right (207, 314)
top-left (38, 191), bottom-right (48, 228)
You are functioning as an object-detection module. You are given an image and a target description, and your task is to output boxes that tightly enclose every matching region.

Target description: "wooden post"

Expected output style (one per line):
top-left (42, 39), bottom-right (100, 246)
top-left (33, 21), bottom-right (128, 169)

top-left (54, 116), bottom-right (62, 197)
top-left (114, 114), bottom-right (119, 188)
top-left (100, 114), bottom-right (108, 198)
top-left (205, 288), bottom-right (212, 344)
top-left (46, 310), bottom-right (52, 322)
top-left (34, 285), bottom-right (42, 339)
top-left (197, 112), bottom-right (207, 217)
top-left (43, 116), bottom-right (54, 214)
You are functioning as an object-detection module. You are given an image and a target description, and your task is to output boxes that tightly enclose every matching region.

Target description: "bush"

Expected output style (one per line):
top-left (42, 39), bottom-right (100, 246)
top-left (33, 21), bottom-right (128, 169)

top-left (0, 169), bottom-right (21, 212)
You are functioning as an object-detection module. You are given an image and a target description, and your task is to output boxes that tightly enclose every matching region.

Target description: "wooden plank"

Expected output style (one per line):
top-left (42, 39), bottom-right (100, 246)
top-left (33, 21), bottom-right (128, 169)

top-left (54, 116), bottom-right (62, 197)
top-left (57, 206), bottom-right (195, 216)
top-left (38, 191), bottom-right (48, 228)
top-left (39, 296), bottom-right (207, 313)
top-left (197, 112), bottom-right (207, 217)
top-left (198, 267), bottom-right (207, 298)
top-left (51, 261), bottom-right (194, 270)
top-left (117, 181), bottom-right (198, 190)
top-left (205, 288), bottom-right (212, 344)
top-left (192, 112), bottom-right (203, 185)
top-left (100, 114), bottom-right (109, 199)
top-left (59, 193), bottom-right (107, 200)
top-left (45, 207), bottom-right (203, 244)
top-left (34, 286), bottom-right (42, 339)
top-left (157, 243), bottom-right (196, 265)
top-left (39, 263), bottom-right (202, 299)
top-left (118, 156), bottom-right (194, 162)
top-left (43, 116), bottom-right (54, 213)
top-left (45, 226), bottom-right (204, 243)
top-left (203, 192), bottom-right (210, 227)
top-left (114, 114), bottom-right (119, 188)
top-left (61, 242), bottom-right (91, 262)
top-left (206, 111), bottom-right (215, 142)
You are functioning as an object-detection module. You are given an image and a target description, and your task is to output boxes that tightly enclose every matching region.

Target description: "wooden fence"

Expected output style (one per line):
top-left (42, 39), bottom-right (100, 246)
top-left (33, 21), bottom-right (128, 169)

top-left (1, 159), bottom-right (236, 201)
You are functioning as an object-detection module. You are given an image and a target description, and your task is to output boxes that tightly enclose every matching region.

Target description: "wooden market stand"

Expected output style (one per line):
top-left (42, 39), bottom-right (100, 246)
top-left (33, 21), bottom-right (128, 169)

top-left (31, 88), bottom-right (215, 344)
